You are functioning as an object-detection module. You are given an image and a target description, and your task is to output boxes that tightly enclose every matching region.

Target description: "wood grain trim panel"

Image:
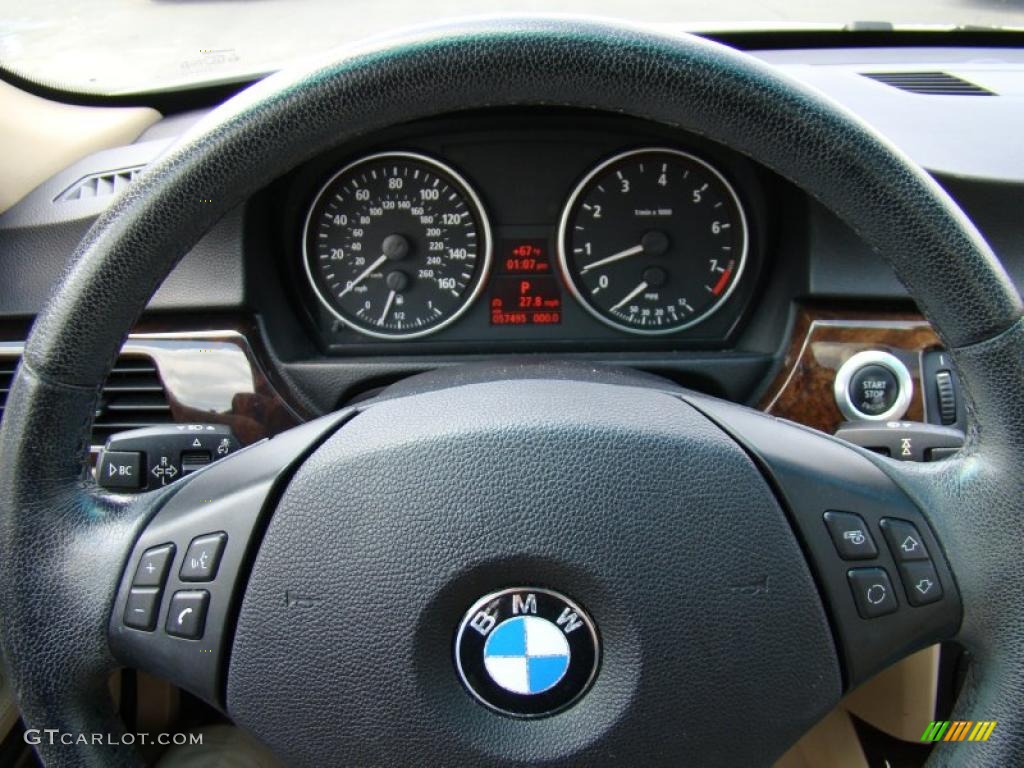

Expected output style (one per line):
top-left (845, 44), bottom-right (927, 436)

top-left (760, 307), bottom-right (940, 434)
top-left (126, 330), bottom-right (302, 444)
top-left (0, 330), bottom-right (301, 447)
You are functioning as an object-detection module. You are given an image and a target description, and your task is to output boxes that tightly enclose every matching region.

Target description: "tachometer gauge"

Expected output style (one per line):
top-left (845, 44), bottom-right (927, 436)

top-left (303, 152), bottom-right (492, 339)
top-left (558, 148), bottom-right (748, 335)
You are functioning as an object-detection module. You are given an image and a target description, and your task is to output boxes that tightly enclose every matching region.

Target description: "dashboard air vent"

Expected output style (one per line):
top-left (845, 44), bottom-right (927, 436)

top-left (0, 353), bottom-right (172, 446)
top-left (93, 354), bottom-right (173, 445)
top-left (0, 359), bottom-right (18, 423)
top-left (862, 71), bottom-right (994, 96)
top-left (55, 165), bottom-right (145, 203)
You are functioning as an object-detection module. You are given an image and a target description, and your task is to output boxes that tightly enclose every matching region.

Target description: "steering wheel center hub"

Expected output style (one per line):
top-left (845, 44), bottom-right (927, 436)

top-left (226, 378), bottom-right (839, 765)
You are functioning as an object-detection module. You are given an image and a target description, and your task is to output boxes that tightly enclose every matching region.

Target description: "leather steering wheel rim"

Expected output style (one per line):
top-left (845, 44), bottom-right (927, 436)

top-left (2, 17), bottom-right (1023, 767)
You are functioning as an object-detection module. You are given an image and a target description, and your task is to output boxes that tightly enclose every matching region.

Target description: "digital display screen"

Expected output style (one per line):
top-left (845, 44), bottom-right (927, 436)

top-left (490, 239), bottom-right (563, 326)
top-left (501, 239), bottom-right (552, 274)
top-left (490, 276), bottom-right (562, 325)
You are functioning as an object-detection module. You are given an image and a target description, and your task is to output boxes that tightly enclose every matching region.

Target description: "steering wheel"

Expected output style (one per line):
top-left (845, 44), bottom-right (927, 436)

top-left (2, 18), bottom-right (1022, 768)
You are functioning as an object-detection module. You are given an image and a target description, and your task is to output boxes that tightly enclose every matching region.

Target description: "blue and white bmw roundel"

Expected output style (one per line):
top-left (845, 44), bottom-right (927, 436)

top-left (455, 587), bottom-right (599, 717)
top-left (483, 615), bottom-right (571, 694)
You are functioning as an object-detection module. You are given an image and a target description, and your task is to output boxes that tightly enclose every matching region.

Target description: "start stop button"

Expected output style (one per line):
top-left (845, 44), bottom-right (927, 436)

top-left (835, 351), bottom-right (913, 422)
top-left (848, 364), bottom-right (899, 416)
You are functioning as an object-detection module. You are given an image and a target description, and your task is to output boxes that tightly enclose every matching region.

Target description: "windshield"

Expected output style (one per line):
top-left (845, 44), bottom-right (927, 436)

top-left (2, 0), bottom-right (1023, 96)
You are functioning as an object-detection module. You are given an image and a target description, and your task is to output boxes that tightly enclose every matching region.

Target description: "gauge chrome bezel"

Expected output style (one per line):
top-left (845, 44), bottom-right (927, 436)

top-left (301, 150), bottom-right (493, 341)
top-left (557, 147), bottom-right (750, 336)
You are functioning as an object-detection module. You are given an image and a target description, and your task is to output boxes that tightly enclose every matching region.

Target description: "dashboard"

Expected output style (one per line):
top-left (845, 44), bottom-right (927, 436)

top-left (1, 43), bottom-right (1022, 430)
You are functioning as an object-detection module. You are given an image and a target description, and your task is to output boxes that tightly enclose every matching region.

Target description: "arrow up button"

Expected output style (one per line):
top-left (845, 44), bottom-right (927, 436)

top-left (879, 518), bottom-right (930, 563)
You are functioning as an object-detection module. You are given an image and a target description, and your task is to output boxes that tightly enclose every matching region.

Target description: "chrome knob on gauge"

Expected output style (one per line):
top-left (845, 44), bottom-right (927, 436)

top-left (303, 151), bottom-right (492, 339)
top-left (558, 148), bottom-right (749, 335)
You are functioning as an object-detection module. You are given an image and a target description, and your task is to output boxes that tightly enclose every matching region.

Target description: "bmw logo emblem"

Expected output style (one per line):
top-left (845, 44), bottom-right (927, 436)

top-left (454, 587), bottom-right (599, 717)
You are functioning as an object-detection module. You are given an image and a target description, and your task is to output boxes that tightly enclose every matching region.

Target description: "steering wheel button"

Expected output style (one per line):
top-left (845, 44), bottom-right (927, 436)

top-left (847, 568), bottom-right (898, 618)
top-left (165, 590), bottom-right (210, 640)
top-left (132, 543), bottom-right (175, 588)
top-left (97, 451), bottom-right (143, 490)
top-left (179, 532), bottom-right (227, 582)
top-left (124, 587), bottom-right (160, 631)
top-left (898, 560), bottom-right (943, 606)
top-left (879, 518), bottom-right (930, 562)
top-left (823, 511), bottom-right (878, 560)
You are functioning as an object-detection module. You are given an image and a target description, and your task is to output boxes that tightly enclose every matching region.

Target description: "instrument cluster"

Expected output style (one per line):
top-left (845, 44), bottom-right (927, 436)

top-left (288, 114), bottom-right (767, 352)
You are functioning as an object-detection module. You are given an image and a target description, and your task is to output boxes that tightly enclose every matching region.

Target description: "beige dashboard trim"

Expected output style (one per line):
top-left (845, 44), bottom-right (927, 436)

top-left (0, 79), bottom-right (160, 214)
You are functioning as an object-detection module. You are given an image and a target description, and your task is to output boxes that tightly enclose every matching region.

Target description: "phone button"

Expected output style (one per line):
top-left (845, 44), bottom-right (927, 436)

top-left (165, 590), bottom-right (210, 640)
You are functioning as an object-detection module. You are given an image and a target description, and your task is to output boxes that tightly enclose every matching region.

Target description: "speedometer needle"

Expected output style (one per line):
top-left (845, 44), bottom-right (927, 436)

top-left (378, 289), bottom-right (397, 325)
top-left (340, 254), bottom-right (388, 297)
top-left (580, 244), bottom-right (644, 274)
top-left (610, 281), bottom-right (649, 312)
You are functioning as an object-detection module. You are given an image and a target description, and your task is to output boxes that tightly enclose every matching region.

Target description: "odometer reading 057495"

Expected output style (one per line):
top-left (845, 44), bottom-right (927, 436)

top-left (558, 148), bottom-right (748, 335)
top-left (303, 152), bottom-right (492, 339)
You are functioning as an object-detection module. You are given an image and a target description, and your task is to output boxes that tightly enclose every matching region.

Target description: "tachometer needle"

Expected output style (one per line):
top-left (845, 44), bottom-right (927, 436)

top-left (610, 281), bottom-right (649, 312)
top-left (580, 244), bottom-right (644, 274)
top-left (378, 289), bottom-right (397, 325)
top-left (340, 254), bottom-right (388, 297)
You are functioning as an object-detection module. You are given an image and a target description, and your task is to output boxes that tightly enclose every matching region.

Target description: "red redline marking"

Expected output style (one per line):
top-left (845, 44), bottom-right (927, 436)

top-left (711, 266), bottom-right (733, 296)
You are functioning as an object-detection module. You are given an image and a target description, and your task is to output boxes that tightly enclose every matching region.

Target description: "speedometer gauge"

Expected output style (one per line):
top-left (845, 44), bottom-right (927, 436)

top-left (558, 148), bottom-right (748, 335)
top-left (303, 152), bottom-right (492, 339)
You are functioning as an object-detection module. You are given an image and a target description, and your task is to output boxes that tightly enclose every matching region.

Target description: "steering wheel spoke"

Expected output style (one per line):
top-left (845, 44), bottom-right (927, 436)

top-left (684, 393), bottom-right (963, 688)
top-left (107, 412), bottom-right (352, 708)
